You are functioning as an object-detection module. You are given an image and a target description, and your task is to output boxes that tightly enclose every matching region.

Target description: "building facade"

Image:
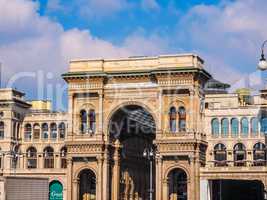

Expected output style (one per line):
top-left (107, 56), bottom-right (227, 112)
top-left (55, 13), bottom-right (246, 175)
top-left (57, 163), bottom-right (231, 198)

top-left (0, 54), bottom-right (267, 200)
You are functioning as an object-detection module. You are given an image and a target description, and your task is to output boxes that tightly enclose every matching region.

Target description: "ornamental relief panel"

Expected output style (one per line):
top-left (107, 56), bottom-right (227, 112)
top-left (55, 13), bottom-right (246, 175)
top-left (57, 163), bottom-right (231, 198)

top-left (157, 143), bottom-right (196, 152)
top-left (69, 82), bottom-right (103, 90)
top-left (68, 143), bottom-right (103, 154)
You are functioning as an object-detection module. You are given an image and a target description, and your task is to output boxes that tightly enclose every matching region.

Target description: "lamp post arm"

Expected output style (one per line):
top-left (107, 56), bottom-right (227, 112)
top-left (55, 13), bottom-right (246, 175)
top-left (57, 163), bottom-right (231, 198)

top-left (261, 40), bottom-right (267, 60)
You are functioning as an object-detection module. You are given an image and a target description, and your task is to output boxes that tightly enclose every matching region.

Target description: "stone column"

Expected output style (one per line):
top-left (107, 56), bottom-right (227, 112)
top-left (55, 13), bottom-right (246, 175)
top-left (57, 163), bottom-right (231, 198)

top-left (67, 94), bottom-right (74, 139)
top-left (38, 154), bottom-right (43, 169)
top-left (73, 178), bottom-right (79, 200)
top-left (98, 90), bottom-right (103, 137)
top-left (97, 155), bottom-right (103, 200)
top-left (159, 88), bottom-right (163, 132)
top-left (189, 88), bottom-right (195, 131)
top-left (67, 158), bottom-right (73, 200)
top-left (162, 178), bottom-right (169, 200)
top-left (195, 157), bottom-right (201, 200)
top-left (102, 146), bottom-right (110, 200)
top-left (112, 140), bottom-right (121, 200)
top-left (189, 155), bottom-right (195, 200)
top-left (156, 156), bottom-right (163, 200)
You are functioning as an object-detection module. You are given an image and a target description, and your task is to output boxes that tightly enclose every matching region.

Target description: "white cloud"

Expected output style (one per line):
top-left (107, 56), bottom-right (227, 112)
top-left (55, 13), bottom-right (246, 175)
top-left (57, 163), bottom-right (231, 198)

top-left (177, 0), bottom-right (267, 87)
top-left (141, 0), bottom-right (160, 11)
top-left (46, 0), bottom-right (64, 12)
top-left (46, 0), bottom-right (130, 18)
top-left (0, 0), bottom-right (167, 86)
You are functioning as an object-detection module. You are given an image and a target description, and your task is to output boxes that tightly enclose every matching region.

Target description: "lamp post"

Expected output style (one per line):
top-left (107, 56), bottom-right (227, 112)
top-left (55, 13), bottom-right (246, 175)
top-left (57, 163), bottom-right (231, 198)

top-left (258, 40), bottom-right (267, 70)
top-left (258, 40), bottom-right (267, 172)
top-left (143, 146), bottom-right (158, 200)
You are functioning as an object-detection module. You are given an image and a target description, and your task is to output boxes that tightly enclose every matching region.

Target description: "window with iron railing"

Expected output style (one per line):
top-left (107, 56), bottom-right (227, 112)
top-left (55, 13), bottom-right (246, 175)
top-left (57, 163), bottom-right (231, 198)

top-left (44, 147), bottom-right (54, 168)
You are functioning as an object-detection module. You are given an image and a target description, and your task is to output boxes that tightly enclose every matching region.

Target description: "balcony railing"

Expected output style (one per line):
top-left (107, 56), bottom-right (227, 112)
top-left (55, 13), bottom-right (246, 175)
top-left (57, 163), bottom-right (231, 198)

top-left (210, 159), bottom-right (267, 167)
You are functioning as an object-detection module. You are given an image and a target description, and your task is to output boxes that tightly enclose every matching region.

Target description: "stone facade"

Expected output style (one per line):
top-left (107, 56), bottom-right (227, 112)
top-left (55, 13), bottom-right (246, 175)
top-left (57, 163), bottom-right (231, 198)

top-left (0, 54), bottom-right (266, 200)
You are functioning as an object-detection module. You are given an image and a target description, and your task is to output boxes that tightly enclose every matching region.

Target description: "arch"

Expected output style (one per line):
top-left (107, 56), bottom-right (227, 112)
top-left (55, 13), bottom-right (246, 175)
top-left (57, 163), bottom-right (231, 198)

top-left (167, 99), bottom-right (186, 112)
top-left (42, 123), bottom-right (49, 139)
top-left (108, 104), bottom-right (156, 142)
top-left (50, 123), bottom-right (57, 140)
top-left (167, 168), bottom-right (188, 200)
top-left (49, 180), bottom-right (63, 200)
top-left (164, 165), bottom-right (191, 181)
top-left (58, 122), bottom-right (66, 139)
top-left (74, 166), bottom-right (97, 180)
top-left (221, 118), bottom-right (229, 136)
top-left (169, 107), bottom-right (176, 133)
top-left (24, 123), bottom-right (32, 140)
top-left (107, 102), bottom-right (157, 199)
top-left (0, 121), bottom-right (4, 139)
top-left (233, 143), bottom-right (246, 166)
top-left (211, 118), bottom-right (219, 136)
top-left (105, 100), bottom-right (159, 134)
top-left (78, 169), bottom-right (96, 200)
top-left (251, 117), bottom-right (259, 135)
top-left (43, 146), bottom-right (54, 168)
top-left (26, 146), bottom-right (37, 169)
top-left (231, 118), bottom-right (239, 136)
top-left (241, 117), bottom-right (249, 136)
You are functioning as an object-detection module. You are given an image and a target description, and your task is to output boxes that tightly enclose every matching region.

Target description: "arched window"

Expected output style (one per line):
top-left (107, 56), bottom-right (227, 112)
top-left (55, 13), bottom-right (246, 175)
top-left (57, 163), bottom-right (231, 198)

top-left (80, 110), bottom-right (87, 134)
top-left (50, 123), bottom-right (57, 140)
top-left (60, 146), bottom-right (67, 168)
top-left (253, 142), bottom-right (266, 166)
top-left (178, 106), bottom-right (186, 132)
top-left (42, 123), bottom-right (49, 139)
top-left (261, 118), bottom-right (267, 134)
top-left (214, 143), bottom-right (227, 166)
top-left (167, 168), bottom-right (188, 200)
top-left (241, 117), bottom-right (249, 136)
top-left (49, 181), bottom-right (63, 200)
top-left (211, 118), bottom-right (219, 136)
top-left (0, 122), bottom-right (4, 139)
top-left (26, 147), bottom-right (37, 169)
top-left (251, 117), bottom-right (259, 136)
top-left (221, 118), bottom-right (229, 136)
top-left (231, 118), bottom-right (239, 136)
top-left (79, 169), bottom-right (96, 200)
top-left (89, 109), bottom-right (96, 134)
top-left (44, 147), bottom-right (54, 168)
top-left (234, 143), bottom-right (246, 166)
top-left (169, 107), bottom-right (176, 133)
top-left (59, 123), bottom-right (66, 139)
top-left (24, 124), bottom-right (32, 141)
top-left (33, 123), bottom-right (40, 140)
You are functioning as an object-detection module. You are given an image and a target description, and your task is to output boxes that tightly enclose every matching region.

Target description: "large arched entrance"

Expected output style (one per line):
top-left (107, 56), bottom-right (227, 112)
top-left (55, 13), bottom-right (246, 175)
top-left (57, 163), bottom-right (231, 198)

top-left (167, 168), bottom-right (188, 200)
top-left (109, 104), bottom-right (156, 200)
top-left (78, 169), bottom-right (96, 200)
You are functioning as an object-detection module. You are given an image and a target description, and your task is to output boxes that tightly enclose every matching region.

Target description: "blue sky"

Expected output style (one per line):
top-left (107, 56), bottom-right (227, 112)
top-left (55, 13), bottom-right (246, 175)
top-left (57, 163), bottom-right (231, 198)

top-left (0, 0), bottom-right (267, 110)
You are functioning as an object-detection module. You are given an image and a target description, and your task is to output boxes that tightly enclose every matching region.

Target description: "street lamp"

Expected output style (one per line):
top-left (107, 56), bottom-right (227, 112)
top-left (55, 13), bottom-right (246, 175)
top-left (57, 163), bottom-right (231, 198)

top-left (143, 146), bottom-right (158, 200)
top-left (258, 40), bottom-right (267, 167)
top-left (258, 40), bottom-right (267, 70)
